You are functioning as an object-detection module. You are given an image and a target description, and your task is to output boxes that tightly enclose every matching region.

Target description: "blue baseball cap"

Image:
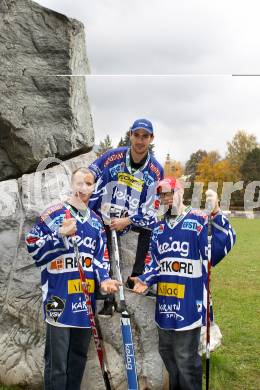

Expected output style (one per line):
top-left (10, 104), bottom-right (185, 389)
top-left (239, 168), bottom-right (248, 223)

top-left (130, 118), bottom-right (154, 134)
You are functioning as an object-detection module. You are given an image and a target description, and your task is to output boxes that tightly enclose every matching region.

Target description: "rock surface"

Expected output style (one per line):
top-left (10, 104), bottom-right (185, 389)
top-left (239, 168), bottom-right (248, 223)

top-left (0, 0), bottom-right (94, 179)
top-left (0, 153), bottom-right (167, 389)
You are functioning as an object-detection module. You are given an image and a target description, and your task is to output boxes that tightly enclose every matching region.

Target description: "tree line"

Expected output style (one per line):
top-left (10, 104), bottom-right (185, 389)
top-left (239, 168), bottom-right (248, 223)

top-left (166, 130), bottom-right (259, 209)
top-left (96, 132), bottom-right (155, 156)
top-left (96, 130), bottom-right (260, 209)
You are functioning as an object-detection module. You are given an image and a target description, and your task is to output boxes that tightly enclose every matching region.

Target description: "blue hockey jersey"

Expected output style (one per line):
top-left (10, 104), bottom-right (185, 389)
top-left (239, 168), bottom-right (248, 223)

top-left (88, 147), bottom-right (164, 230)
top-left (25, 203), bottom-right (110, 328)
top-left (138, 207), bottom-right (236, 331)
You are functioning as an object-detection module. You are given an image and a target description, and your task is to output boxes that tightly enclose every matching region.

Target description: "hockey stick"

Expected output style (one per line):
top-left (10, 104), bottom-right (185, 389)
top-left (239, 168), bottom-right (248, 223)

top-left (111, 228), bottom-right (139, 390)
top-left (65, 209), bottom-right (113, 390)
top-left (206, 213), bottom-right (212, 390)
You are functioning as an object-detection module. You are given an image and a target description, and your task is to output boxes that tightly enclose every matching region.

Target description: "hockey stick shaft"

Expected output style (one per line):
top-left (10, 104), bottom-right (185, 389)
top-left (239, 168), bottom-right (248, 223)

top-left (111, 229), bottom-right (139, 390)
top-left (111, 229), bottom-right (125, 305)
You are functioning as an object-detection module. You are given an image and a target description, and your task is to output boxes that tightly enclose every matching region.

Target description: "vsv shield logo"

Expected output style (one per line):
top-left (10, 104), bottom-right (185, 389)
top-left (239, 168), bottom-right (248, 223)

top-left (46, 296), bottom-right (65, 322)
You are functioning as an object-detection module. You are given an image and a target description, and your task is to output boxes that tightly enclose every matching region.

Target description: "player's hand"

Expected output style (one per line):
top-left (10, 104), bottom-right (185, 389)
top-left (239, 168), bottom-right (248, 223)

top-left (110, 217), bottom-right (131, 231)
top-left (100, 279), bottom-right (122, 294)
top-left (205, 189), bottom-right (220, 214)
top-left (130, 277), bottom-right (149, 294)
top-left (59, 218), bottom-right (77, 236)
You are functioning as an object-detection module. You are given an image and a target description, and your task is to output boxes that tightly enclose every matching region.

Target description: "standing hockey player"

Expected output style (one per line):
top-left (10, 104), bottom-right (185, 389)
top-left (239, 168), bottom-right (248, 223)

top-left (132, 177), bottom-right (236, 390)
top-left (26, 167), bottom-right (121, 390)
top-left (88, 118), bottom-right (164, 316)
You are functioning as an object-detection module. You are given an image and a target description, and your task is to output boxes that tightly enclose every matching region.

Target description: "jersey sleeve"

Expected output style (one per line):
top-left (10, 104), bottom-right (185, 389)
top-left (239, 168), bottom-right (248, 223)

top-left (88, 150), bottom-right (111, 180)
top-left (92, 227), bottom-right (111, 284)
top-left (88, 176), bottom-right (103, 213)
top-left (198, 212), bottom-right (236, 266)
top-left (88, 152), bottom-right (111, 213)
top-left (25, 218), bottom-right (67, 267)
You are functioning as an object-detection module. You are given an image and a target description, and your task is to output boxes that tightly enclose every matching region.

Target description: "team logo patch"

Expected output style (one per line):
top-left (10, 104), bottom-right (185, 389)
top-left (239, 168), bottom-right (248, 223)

top-left (46, 296), bottom-right (65, 322)
top-left (157, 282), bottom-right (185, 298)
top-left (144, 253), bottom-right (152, 265)
top-left (50, 258), bottom-right (64, 271)
top-left (104, 247), bottom-right (110, 261)
top-left (104, 152), bottom-right (124, 167)
top-left (109, 163), bottom-right (123, 178)
top-left (72, 297), bottom-right (87, 314)
top-left (26, 233), bottom-right (39, 246)
top-left (160, 259), bottom-right (193, 275)
top-left (157, 240), bottom-right (189, 257)
top-left (50, 255), bottom-right (92, 272)
top-left (158, 303), bottom-right (184, 321)
top-left (154, 224), bottom-right (164, 237)
top-left (118, 172), bottom-right (144, 192)
top-left (157, 224), bottom-right (164, 234)
top-left (181, 219), bottom-right (203, 233)
top-left (40, 203), bottom-right (63, 222)
top-left (143, 171), bottom-right (155, 186)
top-left (113, 187), bottom-right (140, 208)
top-left (68, 279), bottom-right (95, 294)
top-left (149, 162), bottom-right (161, 180)
top-left (160, 258), bottom-right (202, 278)
top-left (92, 218), bottom-right (102, 230)
top-left (159, 224), bottom-right (164, 233)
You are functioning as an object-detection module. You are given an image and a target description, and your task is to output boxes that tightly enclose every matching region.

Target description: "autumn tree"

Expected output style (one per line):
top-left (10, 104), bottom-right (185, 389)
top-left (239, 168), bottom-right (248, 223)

top-left (240, 147), bottom-right (260, 184)
top-left (185, 149), bottom-right (207, 180)
top-left (226, 130), bottom-right (258, 178)
top-left (163, 153), bottom-right (184, 178)
top-left (97, 135), bottom-right (113, 157)
top-left (195, 151), bottom-right (238, 196)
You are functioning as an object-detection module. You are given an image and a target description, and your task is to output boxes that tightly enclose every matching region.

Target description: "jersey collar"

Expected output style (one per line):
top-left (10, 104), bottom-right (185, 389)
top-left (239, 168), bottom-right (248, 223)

top-left (125, 148), bottom-right (150, 174)
top-left (165, 206), bottom-right (192, 230)
top-left (64, 203), bottom-right (90, 224)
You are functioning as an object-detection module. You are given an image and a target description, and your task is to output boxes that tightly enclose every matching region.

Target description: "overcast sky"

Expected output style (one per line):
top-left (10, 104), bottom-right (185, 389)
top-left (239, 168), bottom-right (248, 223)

top-left (36, 0), bottom-right (260, 165)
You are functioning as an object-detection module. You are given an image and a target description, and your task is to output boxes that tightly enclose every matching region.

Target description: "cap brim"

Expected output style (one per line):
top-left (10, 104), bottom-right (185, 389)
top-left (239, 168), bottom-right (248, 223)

top-left (131, 127), bottom-right (153, 134)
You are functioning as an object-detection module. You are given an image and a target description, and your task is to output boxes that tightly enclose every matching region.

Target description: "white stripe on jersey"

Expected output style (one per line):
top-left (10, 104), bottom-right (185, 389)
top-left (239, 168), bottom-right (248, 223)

top-left (37, 248), bottom-right (64, 264)
top-left (229, 228), bottom-right (234, 248)
top-left (42, 280), bottom-right (48, 302)
top-left (212, 221), bottom-right (229, 235)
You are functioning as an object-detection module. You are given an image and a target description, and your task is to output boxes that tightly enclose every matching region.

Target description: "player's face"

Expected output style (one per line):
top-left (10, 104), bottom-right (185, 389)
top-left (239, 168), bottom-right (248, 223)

top-left (130, 129), bottom-right (153, 155)
top-left (72, 172), bottom-right (95, 203)
top-left (160, 189), bottom-right (184, 216)
top-left (160, 191), bottom-right (174, 206)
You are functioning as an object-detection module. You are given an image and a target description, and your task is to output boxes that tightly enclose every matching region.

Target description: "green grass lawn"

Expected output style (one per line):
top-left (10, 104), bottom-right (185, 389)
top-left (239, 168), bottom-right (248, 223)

top-left (1, 218), bottom-right (259, 390)
top-left (204, 218), bottom-right (260, 390)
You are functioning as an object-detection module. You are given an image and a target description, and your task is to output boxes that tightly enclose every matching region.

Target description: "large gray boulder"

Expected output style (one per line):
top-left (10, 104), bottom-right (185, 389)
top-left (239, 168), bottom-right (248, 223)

top-left (0, 0), bottom-right (93, 180)
top-left (0, 153), bottom-right (167, 389)
top-left (0, 1), bottom-right (167, 388)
